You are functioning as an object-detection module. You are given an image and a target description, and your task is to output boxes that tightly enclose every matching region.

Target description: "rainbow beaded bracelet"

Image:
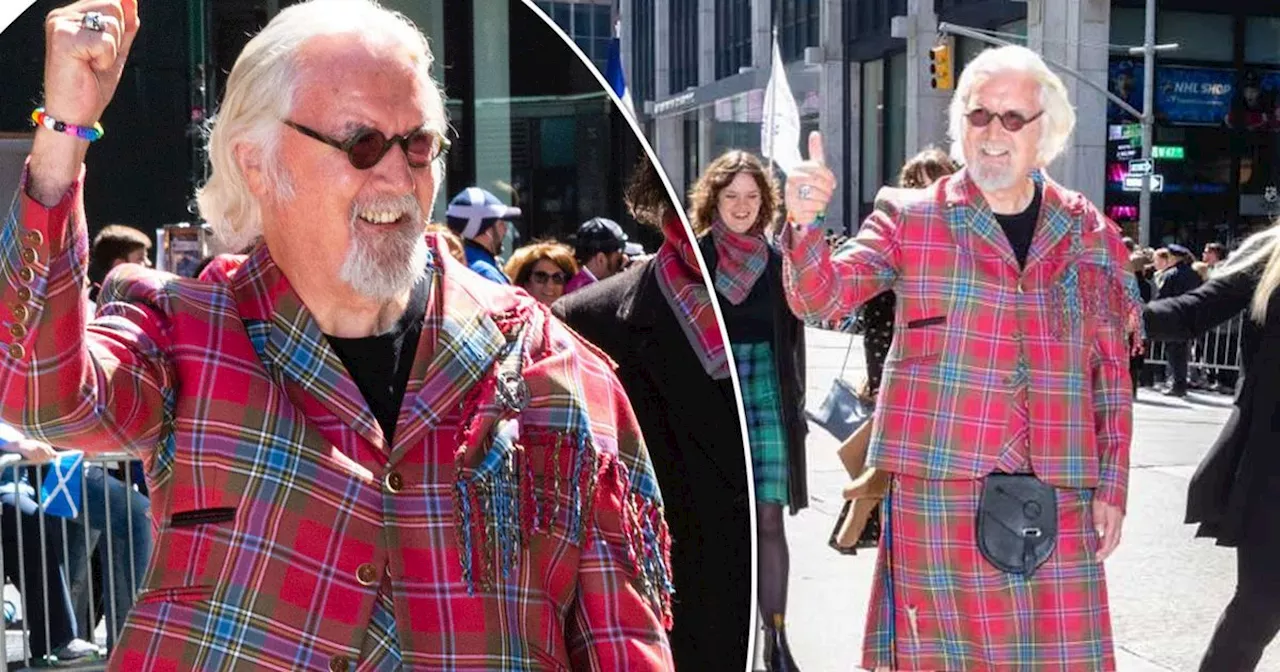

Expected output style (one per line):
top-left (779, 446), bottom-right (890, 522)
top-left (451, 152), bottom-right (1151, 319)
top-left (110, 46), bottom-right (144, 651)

top-left (30, 108), bottom-right (104, 142)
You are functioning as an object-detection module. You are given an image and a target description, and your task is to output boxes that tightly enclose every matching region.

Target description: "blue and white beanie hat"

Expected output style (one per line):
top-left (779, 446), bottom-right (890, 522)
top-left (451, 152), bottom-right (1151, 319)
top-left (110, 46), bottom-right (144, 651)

top-left (445, 187), bottom-right (522, 240)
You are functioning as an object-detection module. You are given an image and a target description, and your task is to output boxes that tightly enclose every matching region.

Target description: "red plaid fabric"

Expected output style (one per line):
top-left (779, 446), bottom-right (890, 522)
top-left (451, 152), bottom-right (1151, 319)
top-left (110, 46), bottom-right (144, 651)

top-left (863, 474), bottom-right (1115, 670)
top-left (653, 211), bottom-right (730, 380)
top-left (0, 172), bottom-right (673, 671)
top-left (779, 170), bottom-right (1140, 510)
top-left (709, 219), bottom-right (767, 305)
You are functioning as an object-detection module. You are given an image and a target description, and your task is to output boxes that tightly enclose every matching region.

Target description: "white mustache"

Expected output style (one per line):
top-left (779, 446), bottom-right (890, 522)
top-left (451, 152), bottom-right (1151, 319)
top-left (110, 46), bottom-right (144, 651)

top-left (349, 194), bottom-right (423, 226)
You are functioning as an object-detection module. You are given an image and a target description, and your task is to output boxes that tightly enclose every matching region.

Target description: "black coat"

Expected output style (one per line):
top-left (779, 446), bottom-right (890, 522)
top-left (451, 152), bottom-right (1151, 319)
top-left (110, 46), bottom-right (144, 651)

top-left (699, 237), bottom-right (809, 513)
top-left (1156, 260), bottom-right (1202, 300)
top-left (551, 259), bottom-right (751, 670)
top-left (1144, 265), bottom-right (1279, 547)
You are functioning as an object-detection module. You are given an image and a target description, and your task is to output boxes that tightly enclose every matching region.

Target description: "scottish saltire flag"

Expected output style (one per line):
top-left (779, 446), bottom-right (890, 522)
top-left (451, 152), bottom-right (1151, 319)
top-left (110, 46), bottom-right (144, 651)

top-left (605, 25), bottom-right (635, 115)
top-left (40, 450), bottom-right (84, 519)
top-left (761, 31), bottom-right (803, 174)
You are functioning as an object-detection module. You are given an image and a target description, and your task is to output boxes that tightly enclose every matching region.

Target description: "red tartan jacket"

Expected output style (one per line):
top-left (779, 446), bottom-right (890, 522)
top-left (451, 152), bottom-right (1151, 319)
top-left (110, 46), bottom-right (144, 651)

top-left (781, 170), bottom-right (1140, 510)
top-left (0, 171), bottom-right (674, 671)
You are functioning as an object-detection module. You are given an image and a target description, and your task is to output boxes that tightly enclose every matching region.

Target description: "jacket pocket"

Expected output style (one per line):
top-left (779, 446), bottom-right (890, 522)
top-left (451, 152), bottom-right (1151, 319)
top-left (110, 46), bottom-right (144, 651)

top-left (905, 315), bottom-right (946, 329)
top-left (134, 584), bottom-right (215, 606)
top-left (169, 507), bottom-right (236, 528)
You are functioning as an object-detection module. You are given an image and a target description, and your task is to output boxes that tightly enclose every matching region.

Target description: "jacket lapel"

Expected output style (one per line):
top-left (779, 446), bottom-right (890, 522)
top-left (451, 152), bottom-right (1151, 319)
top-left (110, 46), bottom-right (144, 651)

top-left (944, 169), bottom-right (1020, 273)
top-left (232, 246), bottom-right (387, 452)
top-left (1025, 173), bottom-right (1085, 269)
top-left (389, 236), bottom-right (514, 463)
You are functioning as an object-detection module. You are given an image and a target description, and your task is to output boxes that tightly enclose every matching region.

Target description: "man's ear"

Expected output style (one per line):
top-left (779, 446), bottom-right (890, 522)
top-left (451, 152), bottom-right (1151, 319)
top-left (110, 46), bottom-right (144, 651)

top-left (235, 143), bottom-right (269, 200)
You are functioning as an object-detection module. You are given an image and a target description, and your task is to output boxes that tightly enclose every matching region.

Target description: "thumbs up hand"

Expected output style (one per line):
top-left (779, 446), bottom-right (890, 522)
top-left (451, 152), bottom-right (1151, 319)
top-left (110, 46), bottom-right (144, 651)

top-left (784, 131), bottom-right (837, 227)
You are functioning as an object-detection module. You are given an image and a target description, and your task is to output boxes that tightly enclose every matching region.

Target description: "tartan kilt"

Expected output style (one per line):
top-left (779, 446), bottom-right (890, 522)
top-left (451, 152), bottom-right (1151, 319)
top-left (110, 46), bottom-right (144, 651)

top-left (863, 473), bottom-right (1116, 671)
top-left (732, 341), bottom-right (790, 505)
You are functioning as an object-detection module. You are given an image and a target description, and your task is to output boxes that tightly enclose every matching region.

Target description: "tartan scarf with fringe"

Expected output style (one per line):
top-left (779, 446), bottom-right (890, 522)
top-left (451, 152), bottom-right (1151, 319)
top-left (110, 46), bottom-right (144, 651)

top-left (653, 212), bottom-right (730, 380)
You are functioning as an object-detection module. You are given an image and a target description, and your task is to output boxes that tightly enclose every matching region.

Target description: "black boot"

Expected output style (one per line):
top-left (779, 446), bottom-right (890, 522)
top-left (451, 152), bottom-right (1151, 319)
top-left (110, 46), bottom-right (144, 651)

top-left (763, 614), bottom-right (800, 672)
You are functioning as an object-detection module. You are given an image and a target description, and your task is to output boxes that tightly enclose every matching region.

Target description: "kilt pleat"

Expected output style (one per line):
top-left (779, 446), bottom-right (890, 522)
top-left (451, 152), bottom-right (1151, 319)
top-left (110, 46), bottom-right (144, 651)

top-left (863, 474), bottom-right (1116, 671)
top-left (732, 341), bottom-right (790, 505)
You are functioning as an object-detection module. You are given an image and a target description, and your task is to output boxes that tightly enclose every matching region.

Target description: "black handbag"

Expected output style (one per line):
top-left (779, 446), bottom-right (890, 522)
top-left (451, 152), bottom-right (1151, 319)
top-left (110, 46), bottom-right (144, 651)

top-left (805, 334), bottom-right (872, 442)
top-left (976, 473), bottom-right (1058, 577)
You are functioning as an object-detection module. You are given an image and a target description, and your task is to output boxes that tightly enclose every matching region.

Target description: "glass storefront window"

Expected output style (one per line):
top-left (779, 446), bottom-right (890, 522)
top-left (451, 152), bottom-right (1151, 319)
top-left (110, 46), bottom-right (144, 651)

top-left (1245, 17), bottom-right (1280, 66)
top-left (861, 59), bottom-right (884, 204)
top-left (1159, 12), bottom-right (1234, 63)
top-left (1112, 9), bottom-right (1233, 62)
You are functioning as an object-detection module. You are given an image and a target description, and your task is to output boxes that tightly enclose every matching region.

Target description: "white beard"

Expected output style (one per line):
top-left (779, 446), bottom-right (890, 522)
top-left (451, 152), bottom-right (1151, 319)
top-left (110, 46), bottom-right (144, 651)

top-left (968, 159), bottom-right (1020, 192)
top-left (339, 195), bottom-right (428, 301)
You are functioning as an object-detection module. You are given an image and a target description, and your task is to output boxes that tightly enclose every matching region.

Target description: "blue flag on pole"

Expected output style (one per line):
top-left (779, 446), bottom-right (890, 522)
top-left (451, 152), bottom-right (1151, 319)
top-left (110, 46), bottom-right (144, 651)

top-left (605, 28), bottom-right (634, 115)
top-left (40, 450), bottom-right (84, 519)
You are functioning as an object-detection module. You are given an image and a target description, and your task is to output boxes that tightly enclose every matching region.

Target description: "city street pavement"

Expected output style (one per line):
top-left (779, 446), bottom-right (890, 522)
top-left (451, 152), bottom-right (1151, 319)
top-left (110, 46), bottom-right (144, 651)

top-left (788, 327), bottom-right (1278, 672)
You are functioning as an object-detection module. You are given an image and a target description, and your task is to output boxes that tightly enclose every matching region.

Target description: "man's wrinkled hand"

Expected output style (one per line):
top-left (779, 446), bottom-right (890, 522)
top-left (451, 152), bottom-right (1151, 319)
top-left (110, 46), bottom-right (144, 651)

top-left (1092, 499), bottom-right (1125, 562)
top-left (783, 131), bottom-right (837, 227)
top-left (42, 0), bottom-right (140, 128)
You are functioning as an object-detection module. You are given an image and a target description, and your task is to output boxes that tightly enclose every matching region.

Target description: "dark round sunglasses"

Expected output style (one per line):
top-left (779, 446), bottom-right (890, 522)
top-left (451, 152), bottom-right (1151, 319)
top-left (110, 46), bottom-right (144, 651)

top-left (283, 120), bottom-right (450, 170)
top-left (966, 108), bottom-right (1044, 133)
top-left (530, 270), bottom-right (567, 285)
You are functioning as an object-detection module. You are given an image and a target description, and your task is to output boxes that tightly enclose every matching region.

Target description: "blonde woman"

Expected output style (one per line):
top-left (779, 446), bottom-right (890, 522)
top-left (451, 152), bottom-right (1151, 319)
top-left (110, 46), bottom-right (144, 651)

top-left (1145, 226), bottom-right (1280, 670)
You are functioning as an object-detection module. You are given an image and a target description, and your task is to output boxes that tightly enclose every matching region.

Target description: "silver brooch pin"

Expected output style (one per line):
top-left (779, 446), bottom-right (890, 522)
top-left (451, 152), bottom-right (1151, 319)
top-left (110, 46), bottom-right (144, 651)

top-left (496, 370), bottom-right (529, 412)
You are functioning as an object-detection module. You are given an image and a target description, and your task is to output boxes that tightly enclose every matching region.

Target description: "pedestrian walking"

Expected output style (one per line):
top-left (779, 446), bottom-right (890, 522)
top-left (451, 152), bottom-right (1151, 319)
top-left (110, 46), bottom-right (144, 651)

top-left (779, 45), bottom-right (1141, 670)
top-left (1144, 224), bottom-right (1280, 671)
top-left (688, 150), bottom-right (807, 671)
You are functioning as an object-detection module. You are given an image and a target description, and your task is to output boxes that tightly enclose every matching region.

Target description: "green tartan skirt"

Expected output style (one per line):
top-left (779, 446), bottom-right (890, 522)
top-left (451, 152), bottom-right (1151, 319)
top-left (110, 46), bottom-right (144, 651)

top-left (732, 341), bottom-right (789, 505)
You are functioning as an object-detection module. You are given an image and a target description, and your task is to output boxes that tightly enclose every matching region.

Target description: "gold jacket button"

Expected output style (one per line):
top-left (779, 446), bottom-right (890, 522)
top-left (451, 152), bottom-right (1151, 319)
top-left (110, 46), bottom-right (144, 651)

top-left (12, 305), bottom-right (29, 323)
top-left (356, 563), bottom-right (378, 586)
top-left (20, 248), bottom-right (37, 265)
top-left (9, 324), bottom-right (26, 340)
top-left (22, 230), bottom-right (43, 246)
top-left (16, 287), bottom-right (31, 302)
top-left (17, 268), bottom-right (34, 284)
top-left (328, 655), bottom-right (350, 671)
top-left (384, 471), bottom-right (404, 493)
top-left (8, 344), bottom-right (25, 360)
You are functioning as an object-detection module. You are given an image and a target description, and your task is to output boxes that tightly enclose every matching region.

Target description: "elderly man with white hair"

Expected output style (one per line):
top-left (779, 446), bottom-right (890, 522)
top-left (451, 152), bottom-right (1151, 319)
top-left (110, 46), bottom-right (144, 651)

top-left (5, 0), bottom-right (674, 669)
top-left (781, 45), bottom-right (1141, 670)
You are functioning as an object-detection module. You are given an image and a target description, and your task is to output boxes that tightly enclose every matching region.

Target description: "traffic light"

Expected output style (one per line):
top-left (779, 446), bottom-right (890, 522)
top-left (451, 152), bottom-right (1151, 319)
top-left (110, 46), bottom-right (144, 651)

top-left (930, 43), bottom-right (954, 90)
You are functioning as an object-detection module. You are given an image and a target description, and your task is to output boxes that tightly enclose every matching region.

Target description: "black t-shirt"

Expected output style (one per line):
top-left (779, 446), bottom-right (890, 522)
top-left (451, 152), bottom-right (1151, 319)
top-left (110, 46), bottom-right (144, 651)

top-left (994, 185), bottom-right (1042, 269)
top-left (326, 278), bottom-right (428, 445)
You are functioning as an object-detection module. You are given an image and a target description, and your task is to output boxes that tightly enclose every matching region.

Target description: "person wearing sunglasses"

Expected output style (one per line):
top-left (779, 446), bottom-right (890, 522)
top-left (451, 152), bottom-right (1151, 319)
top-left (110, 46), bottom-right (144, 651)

top-left (504, 241), bottom-right (578, 306)
top-left (9, 0), bottom-right (676, 669)
top-left (780, 45), bottom-right (1142, 671)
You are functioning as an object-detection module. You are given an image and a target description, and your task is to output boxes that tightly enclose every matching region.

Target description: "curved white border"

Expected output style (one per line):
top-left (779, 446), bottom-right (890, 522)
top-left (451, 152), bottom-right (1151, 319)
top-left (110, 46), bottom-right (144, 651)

top-left (517, 3), bottom-right (759, 670)
top-left (0, 1), bottom-right (38, 37)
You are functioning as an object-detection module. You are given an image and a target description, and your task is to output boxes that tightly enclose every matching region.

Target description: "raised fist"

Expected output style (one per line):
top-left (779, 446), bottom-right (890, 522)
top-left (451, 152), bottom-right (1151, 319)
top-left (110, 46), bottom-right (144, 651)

top-left (41, 0), bottom-right (140, 129)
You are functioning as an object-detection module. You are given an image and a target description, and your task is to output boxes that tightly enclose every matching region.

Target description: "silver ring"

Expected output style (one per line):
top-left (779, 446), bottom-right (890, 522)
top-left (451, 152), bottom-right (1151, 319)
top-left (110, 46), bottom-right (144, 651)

top-left (798, 184), bottom-right (813, 200)
top-left (81, 12), bottom-right (105, 32)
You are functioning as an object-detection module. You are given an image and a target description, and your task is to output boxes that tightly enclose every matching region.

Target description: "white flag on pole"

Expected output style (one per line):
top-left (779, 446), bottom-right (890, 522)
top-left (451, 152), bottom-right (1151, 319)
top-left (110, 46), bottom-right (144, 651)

top-left (761, 33), bottom-right (803, 175)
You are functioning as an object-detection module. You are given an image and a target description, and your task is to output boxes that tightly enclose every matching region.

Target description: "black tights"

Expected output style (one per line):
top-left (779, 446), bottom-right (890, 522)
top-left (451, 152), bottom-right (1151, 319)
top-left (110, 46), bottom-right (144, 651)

top-left (757, 502), bottom-right (789, 620)
top-left (1199, 534), bottom-right (1280, 671)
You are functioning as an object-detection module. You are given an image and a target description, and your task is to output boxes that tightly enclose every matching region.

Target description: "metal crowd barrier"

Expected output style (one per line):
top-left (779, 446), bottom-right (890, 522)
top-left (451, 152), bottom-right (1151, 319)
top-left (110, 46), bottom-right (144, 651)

top-left (0, 452), bottom-right (148, 670)
top-left (1144, 310), bottom-right (1246, 385)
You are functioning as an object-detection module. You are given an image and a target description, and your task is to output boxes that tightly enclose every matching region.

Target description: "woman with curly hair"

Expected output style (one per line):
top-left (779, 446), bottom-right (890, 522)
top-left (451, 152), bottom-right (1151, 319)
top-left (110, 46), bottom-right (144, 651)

top-left (504, 241), bottom-right (579, 306)
top-left (691, 150), bottom-right (807, 671)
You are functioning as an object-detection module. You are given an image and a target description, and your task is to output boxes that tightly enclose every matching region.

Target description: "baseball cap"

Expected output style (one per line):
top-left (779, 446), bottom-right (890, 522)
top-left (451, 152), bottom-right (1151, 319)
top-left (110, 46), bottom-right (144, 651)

top-left (573, 217), bottom-right (628, 255)
top-left (624, 242), bottom-right (645, 257)
top-left (1167, 243), bottom-right (1192, 258)
top-left (445, 187), bottom-right (521, 240)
